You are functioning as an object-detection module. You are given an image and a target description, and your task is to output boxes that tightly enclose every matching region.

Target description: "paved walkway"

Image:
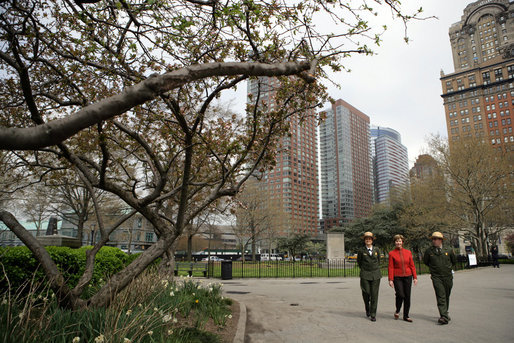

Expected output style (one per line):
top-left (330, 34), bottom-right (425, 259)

top-left (221, 265), bottom-right (514, 343)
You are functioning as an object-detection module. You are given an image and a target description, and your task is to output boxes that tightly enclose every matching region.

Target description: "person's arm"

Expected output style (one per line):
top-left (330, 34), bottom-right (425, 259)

top-left (357, 249), bottom-right (363, 269)
top-left (376, 248), bottom-right (380, 265)
top-left (388, 252), bottom-right (394, 287)
top-left (409, 251), bottom-right (418, 285)
top-left (450, 249), bottom-right (457, 269)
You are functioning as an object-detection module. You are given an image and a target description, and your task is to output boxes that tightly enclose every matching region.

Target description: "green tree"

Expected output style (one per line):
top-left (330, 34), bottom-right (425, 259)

top-left (344, 205), bottom-right (412, 254)
top-left (0, 0), bottom-right (424, 309)
top-left (276, 233), bottom-right (310, 261)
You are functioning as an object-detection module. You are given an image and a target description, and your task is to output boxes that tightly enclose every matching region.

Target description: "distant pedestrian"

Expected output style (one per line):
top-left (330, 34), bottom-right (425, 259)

top-left (423, 231), bottom-right (456, 325)
top-left (491, 245), bottom-right (500, 268)
top-left (357, 231), bottom-right (382, 322)
top-left (388, 234), bottom-right (417, 323)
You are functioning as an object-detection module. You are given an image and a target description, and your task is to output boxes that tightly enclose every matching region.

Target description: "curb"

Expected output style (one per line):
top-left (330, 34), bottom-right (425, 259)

top-left (233, 301), bottom-right (247, 343)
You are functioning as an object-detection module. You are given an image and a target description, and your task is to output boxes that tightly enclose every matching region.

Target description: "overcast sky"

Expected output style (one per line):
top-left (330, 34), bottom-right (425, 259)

top-left (222, 0), bottom-right (476, 168)
top-left (331, 0), bottom-right (473, 167)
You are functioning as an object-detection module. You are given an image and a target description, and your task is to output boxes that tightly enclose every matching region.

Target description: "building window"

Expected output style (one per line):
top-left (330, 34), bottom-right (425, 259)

top-left (494, 68), bottom-right (503, 81)
top-left (482, 71), bottom-right (491, 85)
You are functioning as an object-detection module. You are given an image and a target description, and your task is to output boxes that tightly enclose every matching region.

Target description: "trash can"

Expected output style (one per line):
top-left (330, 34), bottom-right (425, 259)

top-left (221, 260), bottom-right (232, 280)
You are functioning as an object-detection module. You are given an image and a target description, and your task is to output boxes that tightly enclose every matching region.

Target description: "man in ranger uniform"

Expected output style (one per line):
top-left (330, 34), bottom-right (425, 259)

top-left (423, 231), bottom-right (456, 325)
top-left (357, 231), bottom-right (382, 322)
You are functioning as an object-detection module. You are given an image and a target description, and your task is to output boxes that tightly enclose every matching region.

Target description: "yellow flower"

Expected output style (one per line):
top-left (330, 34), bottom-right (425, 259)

top-left (123, 338), bottom-right (131, 343)
top-left (195, 299), bottom-right (199, 304)
top-left (94, 334), bottom-right (105, 343)
top-left (167, 329), bottom-right (174, 335)
top-left (162, 314), bottom-right (172, 323)
top-left (147, 331), bottom-right (153, 336)
top-left (126, 310), bottom-right (132, 316)
top-left (72, 337), bottom-right (80, 343)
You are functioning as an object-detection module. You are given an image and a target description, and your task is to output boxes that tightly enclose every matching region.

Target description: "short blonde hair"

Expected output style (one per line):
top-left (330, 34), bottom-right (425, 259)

top-left (393, 234), bottom-right (405, 242)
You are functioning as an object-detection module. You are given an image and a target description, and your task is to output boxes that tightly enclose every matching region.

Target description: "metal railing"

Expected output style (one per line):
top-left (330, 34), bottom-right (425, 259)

top-left (204, 257), bottom-right (470, 279)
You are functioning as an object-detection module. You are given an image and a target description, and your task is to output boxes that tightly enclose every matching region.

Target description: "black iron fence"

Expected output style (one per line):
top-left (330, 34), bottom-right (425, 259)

top-left (200, 257), bottom-right (471, 279)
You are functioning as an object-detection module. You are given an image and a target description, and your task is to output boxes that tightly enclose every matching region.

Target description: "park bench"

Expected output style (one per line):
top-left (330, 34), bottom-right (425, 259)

top-left (174, 262), bottom-right (208, 277)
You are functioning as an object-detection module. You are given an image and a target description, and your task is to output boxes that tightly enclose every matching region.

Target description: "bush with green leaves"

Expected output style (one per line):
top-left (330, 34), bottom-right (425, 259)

top-left (0, 246), bottom-right (130, 295)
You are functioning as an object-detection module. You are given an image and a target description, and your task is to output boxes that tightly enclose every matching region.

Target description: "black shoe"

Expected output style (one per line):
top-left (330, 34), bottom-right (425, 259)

top-left (366, 311), bottom-right (370, 317)
top-left (438, 317), bottom-right (448, 325)
top-left (370, 317), bottom-right (376, 322)
top-left (403, 317), bottom-right (413, 323)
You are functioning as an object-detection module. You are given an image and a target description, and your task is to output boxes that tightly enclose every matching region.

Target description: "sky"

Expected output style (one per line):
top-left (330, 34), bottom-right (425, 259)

top-left (330, 0), bottom-right (474, 167)
top-left (221, 0), bottom-right (476, 168)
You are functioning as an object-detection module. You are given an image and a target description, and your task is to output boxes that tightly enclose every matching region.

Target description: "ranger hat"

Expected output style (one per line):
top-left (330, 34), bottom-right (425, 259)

top-left (362, 232), bottom-right (374, 240)
top-left (430, 231), bottom-right (444, 240)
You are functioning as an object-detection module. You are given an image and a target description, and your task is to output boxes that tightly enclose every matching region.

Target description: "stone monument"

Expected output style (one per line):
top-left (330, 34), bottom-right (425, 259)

top-left (37, 216), bottom-right (81, 248)
top-left (326, 231), bottom-right (345, 260)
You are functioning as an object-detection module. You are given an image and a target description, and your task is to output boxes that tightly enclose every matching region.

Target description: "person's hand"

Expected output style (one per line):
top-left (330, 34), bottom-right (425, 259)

top-left (389, 280), bottom-right (394, 288)
top-left (413, 279), bottom-right (418, 286)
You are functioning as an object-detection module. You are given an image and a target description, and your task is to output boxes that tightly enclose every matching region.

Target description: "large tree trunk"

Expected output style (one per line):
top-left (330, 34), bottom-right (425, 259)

top-left (159, 243), bottom-right (177, 277)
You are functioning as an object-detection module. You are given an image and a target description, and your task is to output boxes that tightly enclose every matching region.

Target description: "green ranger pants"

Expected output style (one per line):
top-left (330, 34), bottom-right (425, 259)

top-left (360, 278), bottom-right (380, 317)
top-left (431, 275), bottom-right (453, 320)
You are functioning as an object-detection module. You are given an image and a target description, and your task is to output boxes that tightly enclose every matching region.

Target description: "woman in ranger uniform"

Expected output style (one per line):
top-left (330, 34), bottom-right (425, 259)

top-left (423, 231), bottom-right (456, 325)
top-left (357, 231), bottom-right (382, 322)
top-left (388, 234), bottom-right (417, 322)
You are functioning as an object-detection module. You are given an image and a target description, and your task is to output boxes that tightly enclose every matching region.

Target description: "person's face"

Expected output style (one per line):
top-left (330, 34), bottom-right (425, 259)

top-left (432, 238), bottom-right (443, 247)
top-left (394, 239), bottom-right (403, 248)
top-left (364, 237), bottom-right (373, 246)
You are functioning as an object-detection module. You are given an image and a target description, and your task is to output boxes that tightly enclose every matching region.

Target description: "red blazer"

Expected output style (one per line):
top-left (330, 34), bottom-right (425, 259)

top-left (388, 248), bottom-right (417, 281)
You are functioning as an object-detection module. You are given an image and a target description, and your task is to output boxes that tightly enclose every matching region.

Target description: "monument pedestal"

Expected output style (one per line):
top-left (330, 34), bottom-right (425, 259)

top-left (36, 234), bottom-right (81, 248)
top-left (326, 232), bottom-right (345, 261)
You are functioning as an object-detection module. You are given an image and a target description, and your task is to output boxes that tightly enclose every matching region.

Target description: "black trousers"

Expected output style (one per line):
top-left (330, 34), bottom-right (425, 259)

top-left (393, 276), bottom-right (413, 318)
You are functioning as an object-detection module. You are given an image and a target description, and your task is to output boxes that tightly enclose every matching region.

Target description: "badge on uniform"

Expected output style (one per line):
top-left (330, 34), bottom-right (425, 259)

top-left (445, 252), bottom-right (448, 255)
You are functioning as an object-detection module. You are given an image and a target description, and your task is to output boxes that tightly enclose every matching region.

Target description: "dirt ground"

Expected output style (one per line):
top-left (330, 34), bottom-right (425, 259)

top-left (203, 299), bottom-right (240, 343)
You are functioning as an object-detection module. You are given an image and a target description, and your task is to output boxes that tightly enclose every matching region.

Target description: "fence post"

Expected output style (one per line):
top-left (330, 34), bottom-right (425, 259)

top-left (343, 258), bottom-right (346, 278)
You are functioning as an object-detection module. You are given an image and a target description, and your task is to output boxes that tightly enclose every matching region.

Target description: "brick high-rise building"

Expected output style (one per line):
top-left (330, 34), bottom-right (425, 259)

top-left (247, 77), bottom-right (319, 235)
top-left (319, 99), bottom-right (373, 232)
top-left (441, 0), bottom-right (514, 152)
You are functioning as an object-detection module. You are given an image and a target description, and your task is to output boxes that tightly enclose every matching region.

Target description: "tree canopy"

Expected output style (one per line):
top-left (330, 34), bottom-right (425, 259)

top-left (0, 0), bottom-right (424, 309)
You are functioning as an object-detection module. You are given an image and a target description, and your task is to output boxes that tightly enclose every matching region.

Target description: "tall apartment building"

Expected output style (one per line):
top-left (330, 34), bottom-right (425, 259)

top-left (320, 99), bottom-right (373, 232)
top-left (246, 77), bottom-right (319, 235)
top-left (441, 0), bottom-right (514, 152)
top-left (370, 126), bottom-right (409, 204)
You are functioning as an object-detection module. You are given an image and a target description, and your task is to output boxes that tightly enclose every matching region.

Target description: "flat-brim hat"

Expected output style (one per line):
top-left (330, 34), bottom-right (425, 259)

top-left (362, 232), bottom-right (374, 240)
top-left (430, 231), bottom-right (444, 240)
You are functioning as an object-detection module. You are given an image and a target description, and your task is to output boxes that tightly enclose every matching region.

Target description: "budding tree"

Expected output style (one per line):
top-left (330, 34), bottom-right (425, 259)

top-left (0, 0), bottom-right (423, 309)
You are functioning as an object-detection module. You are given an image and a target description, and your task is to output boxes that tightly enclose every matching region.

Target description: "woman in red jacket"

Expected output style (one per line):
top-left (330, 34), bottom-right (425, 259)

top-left (388, 234), bottom-right (418, 322)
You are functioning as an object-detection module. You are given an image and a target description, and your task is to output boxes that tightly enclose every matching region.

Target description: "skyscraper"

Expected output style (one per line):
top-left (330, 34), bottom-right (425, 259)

top-left (247, 77), bottom-right (319, 235)
top-left (370, 126), bottom-right (409, 204)
top-left (320, 99), bottom-right (373, 231)
top-left (440, 0), bottom-right (514, 152)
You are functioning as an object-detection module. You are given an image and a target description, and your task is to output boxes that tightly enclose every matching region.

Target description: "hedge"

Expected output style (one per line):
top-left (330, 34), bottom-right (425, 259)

top-left (0, 246), bottom-right (131, 295)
